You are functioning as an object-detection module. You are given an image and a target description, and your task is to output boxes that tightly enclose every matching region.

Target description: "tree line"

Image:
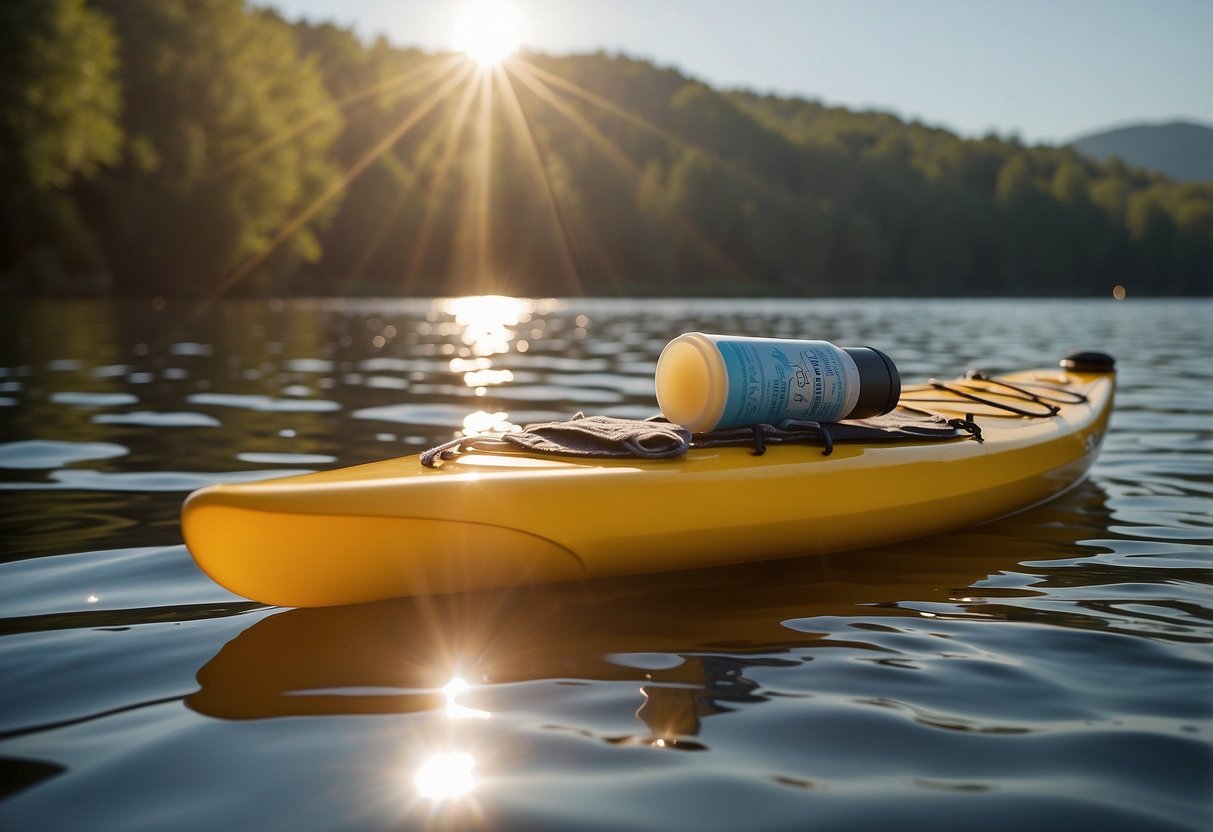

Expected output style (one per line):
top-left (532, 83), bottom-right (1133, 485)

top-left (3, 0), bottom-right (1210, 297)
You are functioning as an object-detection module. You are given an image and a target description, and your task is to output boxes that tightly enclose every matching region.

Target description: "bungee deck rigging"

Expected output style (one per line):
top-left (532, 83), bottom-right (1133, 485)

top-left (422, 358), bottom-right (1110, 466)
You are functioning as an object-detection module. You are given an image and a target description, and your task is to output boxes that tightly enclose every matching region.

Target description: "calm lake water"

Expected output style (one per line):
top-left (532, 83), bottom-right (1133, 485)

top-left (1, 296), bottom-right (1210, 831)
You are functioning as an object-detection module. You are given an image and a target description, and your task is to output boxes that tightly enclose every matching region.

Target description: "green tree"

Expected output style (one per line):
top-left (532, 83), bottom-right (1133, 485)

top-left (994, 154), bottom-right (1035, 206)
top-left (1050, 157), bottom-right (1091, 206)
top-left (1170, 186), bottom-right (1213, 294)
top-left (78, 0), bottom-right (342, 295)
top-left (0, 0), bottom-right (122, 287)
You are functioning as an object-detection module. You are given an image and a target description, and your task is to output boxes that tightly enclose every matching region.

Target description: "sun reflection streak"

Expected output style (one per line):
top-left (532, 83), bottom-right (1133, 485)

top-left (462, 410), bottom-right (517, 436)
top-left (443, 295), bottom-right (533, 357)
top-left (408, 677), bottom-right (489, 803)
top-left (443, 677), bottom-right (491, 720)
top-left (414, 751), bottom-right (476, 800)
top-left (463, 368), bottom-right (514, 388)
top-left (441, 295), bottom-right (531, 434)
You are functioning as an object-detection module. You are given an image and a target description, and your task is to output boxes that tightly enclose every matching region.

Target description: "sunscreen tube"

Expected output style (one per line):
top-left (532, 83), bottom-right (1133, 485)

top-left (655, 333), bottom-right (900, 433)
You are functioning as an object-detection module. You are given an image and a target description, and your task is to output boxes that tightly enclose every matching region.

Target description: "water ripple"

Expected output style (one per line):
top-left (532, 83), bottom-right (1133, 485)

top-left (91, 411), bottom-right (221, 428)
top-left (49, 392), bottom-right (139, 407)
top-left (0, 469), bottom-right (306, 492)
top-left (187, 393), bottom-right (341, 412)
top-left (0, 440), bottom-right (128, 469)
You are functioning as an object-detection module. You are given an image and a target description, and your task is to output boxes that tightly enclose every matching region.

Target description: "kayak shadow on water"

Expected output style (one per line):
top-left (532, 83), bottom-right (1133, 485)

top-left (186, 481), bottom-right (1115, 737)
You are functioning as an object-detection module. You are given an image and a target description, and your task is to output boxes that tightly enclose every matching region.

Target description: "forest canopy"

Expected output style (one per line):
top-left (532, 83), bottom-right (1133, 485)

top-left (2, 0), bottom-right (1210, 297)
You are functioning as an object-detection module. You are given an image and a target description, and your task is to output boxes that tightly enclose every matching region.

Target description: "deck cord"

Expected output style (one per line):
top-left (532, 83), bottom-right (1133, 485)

top-left (421, 371), bottom-right (1080, 467)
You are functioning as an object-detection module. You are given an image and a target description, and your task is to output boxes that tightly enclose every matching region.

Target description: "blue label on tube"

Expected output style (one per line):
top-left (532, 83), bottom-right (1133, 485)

top-left (716, 339), bottom-right (850, 428)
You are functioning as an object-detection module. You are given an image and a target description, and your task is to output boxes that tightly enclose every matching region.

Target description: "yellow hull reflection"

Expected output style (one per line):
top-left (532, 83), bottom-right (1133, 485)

top-left (186, 482), bottom-right (1115, 722)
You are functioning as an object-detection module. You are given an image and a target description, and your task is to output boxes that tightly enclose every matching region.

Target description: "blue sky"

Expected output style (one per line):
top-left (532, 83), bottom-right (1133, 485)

top-left (261, 0), bottom-right (1213, 145)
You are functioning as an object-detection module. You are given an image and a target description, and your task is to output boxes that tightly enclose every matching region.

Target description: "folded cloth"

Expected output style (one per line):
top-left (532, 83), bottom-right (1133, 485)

top-left (421, 414), bottom-right (691, 467)
top-left (502, 414), bottom-right (691, 457)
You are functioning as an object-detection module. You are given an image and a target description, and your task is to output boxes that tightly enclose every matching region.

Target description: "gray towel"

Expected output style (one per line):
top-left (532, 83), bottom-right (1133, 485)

top-left (421, 414), bottom-right (691, 467)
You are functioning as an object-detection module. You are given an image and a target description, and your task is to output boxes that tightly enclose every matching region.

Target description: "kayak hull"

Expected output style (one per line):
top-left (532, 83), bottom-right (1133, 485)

top-left (182, 365), bottom-right (1114, 606)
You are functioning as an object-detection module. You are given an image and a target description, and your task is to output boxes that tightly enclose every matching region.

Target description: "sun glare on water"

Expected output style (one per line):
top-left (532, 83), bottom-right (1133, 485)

top-left (454, 0), bottom-right (526, 67)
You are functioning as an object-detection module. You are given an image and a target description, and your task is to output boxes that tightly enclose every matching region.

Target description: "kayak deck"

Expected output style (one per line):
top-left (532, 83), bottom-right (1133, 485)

top-left (182, 363), bottom-right (1114, 606)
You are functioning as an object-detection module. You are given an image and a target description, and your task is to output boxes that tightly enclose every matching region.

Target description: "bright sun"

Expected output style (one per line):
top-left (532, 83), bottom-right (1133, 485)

top-left (453, 0), bottom-right (526, 67)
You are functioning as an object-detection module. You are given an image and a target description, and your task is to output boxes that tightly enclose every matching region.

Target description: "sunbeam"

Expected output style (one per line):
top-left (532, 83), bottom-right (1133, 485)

top-left (492, 64), bottom-right (582, 293)
top-left (194, 29), bottom-right (775, 308)
top-left (504, 63), bottom-right (633, 282)
top-left (401, 73), bottom-right (482, 294)
top-left (210, 59), bottom-right (474, 301)
top-left (471, 69), bottom-right (494, 290)
top-left (509, 62), bottom-right (639, 177)
top-left (508, 61), bottom-right (753, 286)
top-left (343, 69), bottom-right (491, 290)
top-left (220, 53), bottom-right (465, 180)
top-left (513, 57), bottom-right (784, 202)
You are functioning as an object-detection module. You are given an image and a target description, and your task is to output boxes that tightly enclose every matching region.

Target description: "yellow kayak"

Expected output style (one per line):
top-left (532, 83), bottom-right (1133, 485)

top-left (181, 353), bottom-right (1114, 607)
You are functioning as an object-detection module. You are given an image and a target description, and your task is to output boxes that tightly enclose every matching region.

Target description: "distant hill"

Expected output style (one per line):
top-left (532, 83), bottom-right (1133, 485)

top-left (1070, 121), bottom-right (1213, 182)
